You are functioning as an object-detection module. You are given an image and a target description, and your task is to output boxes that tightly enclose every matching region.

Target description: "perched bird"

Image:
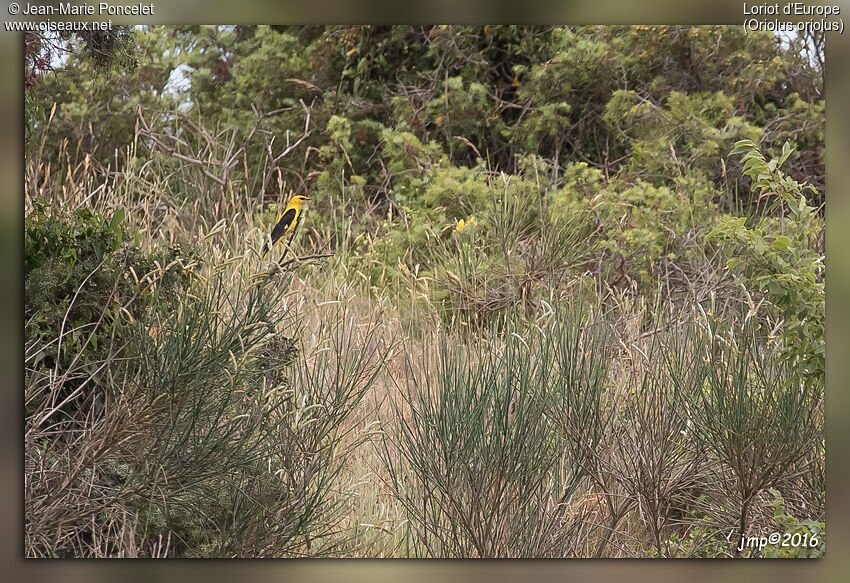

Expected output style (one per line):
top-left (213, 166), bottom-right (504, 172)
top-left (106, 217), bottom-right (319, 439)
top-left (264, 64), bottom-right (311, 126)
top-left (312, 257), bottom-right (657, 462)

top-left (262, 194), bottom-right (311, 257)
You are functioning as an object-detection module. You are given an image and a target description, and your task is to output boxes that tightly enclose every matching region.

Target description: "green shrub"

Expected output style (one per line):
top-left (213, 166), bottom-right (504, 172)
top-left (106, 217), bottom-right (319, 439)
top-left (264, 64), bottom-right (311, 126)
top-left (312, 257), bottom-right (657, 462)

top-left (709, 140), bottom-right (824, 384)
top-left (762, 489), bottom-right (824, 558)
top-left (604, 90), bottom-right (761, 179)
top-left (662, 525), bottom-right (731, 558)
top-left (551, 166), bottom-right (720, 287)
top-left (25, 202), bottom-right (192, 415)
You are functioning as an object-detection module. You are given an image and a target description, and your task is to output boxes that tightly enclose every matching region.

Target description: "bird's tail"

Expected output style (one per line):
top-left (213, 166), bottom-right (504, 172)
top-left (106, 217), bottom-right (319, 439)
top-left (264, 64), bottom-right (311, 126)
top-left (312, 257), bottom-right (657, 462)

top-left (261, 242), bottom-right (269, 257)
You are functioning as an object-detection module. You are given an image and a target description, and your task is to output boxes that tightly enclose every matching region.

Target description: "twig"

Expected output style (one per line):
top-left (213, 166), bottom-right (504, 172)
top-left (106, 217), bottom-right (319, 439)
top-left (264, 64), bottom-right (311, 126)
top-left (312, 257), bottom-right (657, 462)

top-left (258, 252), bottom-right (335, 285)
top-left (260, 99), bottom-right (313, 197)
top-left (278, 252), bottom-right (334, 270)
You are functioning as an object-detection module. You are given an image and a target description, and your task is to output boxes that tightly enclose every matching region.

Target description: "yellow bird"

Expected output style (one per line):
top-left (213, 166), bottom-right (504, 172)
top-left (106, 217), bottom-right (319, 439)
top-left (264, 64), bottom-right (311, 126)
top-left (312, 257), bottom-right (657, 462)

top-left (262, 194), bottom-right (311, 257)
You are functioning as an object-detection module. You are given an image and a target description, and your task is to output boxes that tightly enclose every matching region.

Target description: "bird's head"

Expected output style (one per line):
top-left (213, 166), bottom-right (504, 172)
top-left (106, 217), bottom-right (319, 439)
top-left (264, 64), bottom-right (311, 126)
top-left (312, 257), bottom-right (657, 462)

top-left (289, 194), bottom-right (311, 207)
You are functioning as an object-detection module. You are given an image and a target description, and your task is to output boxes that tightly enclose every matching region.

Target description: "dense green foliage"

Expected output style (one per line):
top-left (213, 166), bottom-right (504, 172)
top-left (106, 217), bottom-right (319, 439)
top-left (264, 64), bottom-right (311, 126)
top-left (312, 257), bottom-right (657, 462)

top-left (27, 25), bottom-right (824, 305)
top-left (710, 140), bottom-right (824, 384)
top-left (25, 202), bottom-right (192, 420)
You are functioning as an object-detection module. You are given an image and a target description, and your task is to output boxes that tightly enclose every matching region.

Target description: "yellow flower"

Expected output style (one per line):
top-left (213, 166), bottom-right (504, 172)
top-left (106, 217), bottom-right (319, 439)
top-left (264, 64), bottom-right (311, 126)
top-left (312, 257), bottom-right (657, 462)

top-left (453, 216), bottom-right (477, 233)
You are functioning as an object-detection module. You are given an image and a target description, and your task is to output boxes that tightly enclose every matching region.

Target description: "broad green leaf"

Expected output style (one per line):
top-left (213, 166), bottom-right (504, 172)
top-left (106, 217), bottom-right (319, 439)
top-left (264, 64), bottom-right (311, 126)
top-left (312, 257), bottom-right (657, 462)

top-left (772, 235), bottom-right (791, 251)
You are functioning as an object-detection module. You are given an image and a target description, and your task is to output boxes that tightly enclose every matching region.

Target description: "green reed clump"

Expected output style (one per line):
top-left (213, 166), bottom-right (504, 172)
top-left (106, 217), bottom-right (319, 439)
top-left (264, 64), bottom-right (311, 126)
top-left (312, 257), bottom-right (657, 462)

top-left (380, 307), bottom-right (608, 557)
top-left (603, 333), bottom-right (706, 557)
top-left (667, 314), bottom-right (823, 553)
top-left (128, 280), bottom-right (384, 557)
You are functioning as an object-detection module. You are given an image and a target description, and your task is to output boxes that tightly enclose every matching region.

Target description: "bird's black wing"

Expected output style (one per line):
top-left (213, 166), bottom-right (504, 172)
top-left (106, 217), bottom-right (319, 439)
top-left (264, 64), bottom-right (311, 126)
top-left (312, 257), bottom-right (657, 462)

top-left (262, 208), bottom-right (298, 256)
top-left (270, 208), bottom-right (298, 244)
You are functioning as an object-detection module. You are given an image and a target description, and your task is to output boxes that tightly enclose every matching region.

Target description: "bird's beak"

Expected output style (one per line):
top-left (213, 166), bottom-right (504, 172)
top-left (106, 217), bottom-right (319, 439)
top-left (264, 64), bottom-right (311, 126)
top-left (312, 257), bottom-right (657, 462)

top-left (303, 196), bottom-right (312, 201)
